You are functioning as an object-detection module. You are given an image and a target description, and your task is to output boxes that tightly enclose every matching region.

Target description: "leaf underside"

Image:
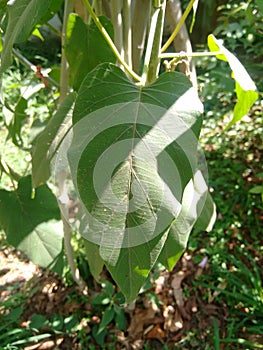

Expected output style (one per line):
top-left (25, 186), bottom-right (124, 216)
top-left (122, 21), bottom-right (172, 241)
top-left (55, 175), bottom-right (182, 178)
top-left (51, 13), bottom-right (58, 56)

top-left (60, 63), bottom-right (213, 302)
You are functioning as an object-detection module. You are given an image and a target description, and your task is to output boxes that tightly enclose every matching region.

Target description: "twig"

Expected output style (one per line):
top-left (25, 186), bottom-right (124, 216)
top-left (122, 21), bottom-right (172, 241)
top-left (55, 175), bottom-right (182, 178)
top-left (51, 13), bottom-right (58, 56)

top-left (59, 0), bottom-right (74, 104)
top-left (11, 47), bottom-right (59, 88)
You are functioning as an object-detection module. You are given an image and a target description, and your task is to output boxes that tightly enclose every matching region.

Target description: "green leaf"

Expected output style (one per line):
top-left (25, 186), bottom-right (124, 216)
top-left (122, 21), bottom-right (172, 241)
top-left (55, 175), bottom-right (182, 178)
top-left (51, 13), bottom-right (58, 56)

top-left (40, 0), bottom-right (63, 23)
top-left (29, 314), bottom-right (49, 330)
top-left (249, 186), bottom-right (263, 194)
top-left (194, 191), bottom-right (216, 232)
top-left (101, 280), bottom-right (115, 297)
top-left (65, 14), bottom-right (115, 90)
top-left (63, 63), bottom-right (206, 302)
top-left (114, 305), bottom-right (127, 330)
top-left (7, 97), bottom-right (27, 146)
top-left (158, 170), bottom-right (215, 270)
top-left (83, 240), bottom-right (104, 281)
top-left (32, 92), bottom-right (76, 187)
top-left (0, 0), bottom-right (51, 73)
top-left (98, 307), bottom-right (115, 334)
top-left (208, 34), bottom-right (258, 128)
top-left (256, 0), bottom-right (263, 14)
top-left (0, 175), bottom-right (63, 269)
top-left (106, 227), bottom-right (171, 302)
top-left (92, 325), bottom-right (107, 346)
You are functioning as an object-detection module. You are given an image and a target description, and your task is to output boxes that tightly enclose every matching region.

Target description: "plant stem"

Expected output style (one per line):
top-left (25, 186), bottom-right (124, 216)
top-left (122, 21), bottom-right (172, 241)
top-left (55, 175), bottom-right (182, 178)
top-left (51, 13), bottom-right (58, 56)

top-left (11, 47), bottom-right (60, 88)
top-left (82, 0), bottom-right (141, 82)
top-left (141, 0), bottom-right (166, 85)
top-left (74, 0), bottom-right (88, 22)
top-left (60, 0), bottom-right (74, 104)
top-left (111, 0), bottom-right (124, 59)
top-left (0, 158), bottom-right (21, 185)
top-left (122, 0), bottom-right (132, 67)
top-left (59, 0), bottom-right (87, 293)
top-left (62, 217), bottom-right (87, 291)
top-left (160, 51), bottom-right (223, 59)
top-left (95, 0), bottom-right (103, 15)
top-left (57, 172), bottom-right (87, 292)
top-left (131, 0), bottom-right (151, 74)
top-left (165, 0), bottom-right (197, 88)
top-left (161, 0), bottom-right (196, 53)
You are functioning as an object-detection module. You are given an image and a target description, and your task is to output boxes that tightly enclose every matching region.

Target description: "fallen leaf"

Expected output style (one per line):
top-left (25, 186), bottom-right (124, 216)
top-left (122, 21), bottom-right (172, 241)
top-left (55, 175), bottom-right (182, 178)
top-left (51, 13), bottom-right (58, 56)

top-left (144, 324), bottom-right (165, 340)
top-left (128, 307), bottom-right (156, 339)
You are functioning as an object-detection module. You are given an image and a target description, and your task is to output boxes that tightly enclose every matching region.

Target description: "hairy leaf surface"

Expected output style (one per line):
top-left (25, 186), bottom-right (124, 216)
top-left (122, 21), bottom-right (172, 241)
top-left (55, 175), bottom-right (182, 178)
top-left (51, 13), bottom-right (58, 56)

top-left (57, 63), bottom-right (207, 301)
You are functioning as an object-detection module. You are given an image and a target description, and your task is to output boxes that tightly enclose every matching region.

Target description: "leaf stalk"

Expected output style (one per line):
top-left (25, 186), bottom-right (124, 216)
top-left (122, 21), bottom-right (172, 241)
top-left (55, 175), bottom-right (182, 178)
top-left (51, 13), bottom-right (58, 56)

top-left (161, 0), bottom-right (196, 53)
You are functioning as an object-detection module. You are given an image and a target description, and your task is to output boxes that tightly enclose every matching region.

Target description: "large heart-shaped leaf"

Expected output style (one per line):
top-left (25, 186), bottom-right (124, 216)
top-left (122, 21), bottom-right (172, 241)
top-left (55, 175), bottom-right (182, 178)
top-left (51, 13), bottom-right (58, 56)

top-left (53, 63), bottom-right (206, 301)
top-left (0, 0), bottom-right (51, 73)
top-left (65, 14), bottom-right (115, 90)
top-left (0, 176), bottom-right (63, 272)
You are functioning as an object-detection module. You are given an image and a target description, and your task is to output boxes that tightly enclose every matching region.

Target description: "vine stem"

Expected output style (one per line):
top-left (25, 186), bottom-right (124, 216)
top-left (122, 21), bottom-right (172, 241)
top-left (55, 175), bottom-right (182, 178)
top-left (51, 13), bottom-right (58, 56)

top-left (160, 51), bottom-right (224, 59)
top-left (141, 0), bottom-right (166, 85)
top-left (122, 0), bottom-right (132, 67)
top-left (82, 0), bottom-right (141, 82)
top-left (111, 0), bottom-right (124, 59)
top-left (60, 0), bottom-right (73, 104)
top-left (161, 0), bottom-right (196, 53)
top-left (58, 0), bottom-right (87, 292)
top-left (131, 0), bottom-right (151, 74)
top-left (11, 47), bottom-right (60, 88)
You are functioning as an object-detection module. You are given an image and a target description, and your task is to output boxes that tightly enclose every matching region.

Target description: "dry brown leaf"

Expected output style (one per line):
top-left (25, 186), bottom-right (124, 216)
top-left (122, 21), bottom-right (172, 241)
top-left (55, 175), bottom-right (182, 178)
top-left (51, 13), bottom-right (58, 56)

top-left (128, 307), bottom-right (156, 339)
top-left (144, 324), bottom-right (165, 340)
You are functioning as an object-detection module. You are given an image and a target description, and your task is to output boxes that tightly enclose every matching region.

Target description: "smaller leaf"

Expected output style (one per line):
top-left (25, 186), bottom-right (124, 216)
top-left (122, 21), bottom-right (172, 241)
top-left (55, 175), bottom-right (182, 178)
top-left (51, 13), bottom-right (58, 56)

top-left (92, 325), bottom-right (107, 346)
top-left (65, 14), bottom-right (115, 90)
top-left (114, 305), bottom-right (127, 331)
top-left (29, 314), bottom-right (49, 330)
top-left (83, 240), bottom-right (104, 281)
top-left (8, 97), bottom-right (27, 146)
top-left (208, 34), bottom-right (258, 128)
top-left (31, 27), bottom-right (44, 41)
top-left (91, 293), bottom-right (111, 306)
top-left (0, 175), bottom-right (63, 269)
top-left (6, 307), bottom-right (23, 322)
top-left (101, 280), bottom-right (115, 297)
top-left (158, 170), bottom-right (216, 270)
top-left (32, 92), bottom-right (75, 187)
top-left (0, 0), bottom-right (51, 73)
top-left (249, 186), bottom-right (263, 194)
top-left (98, 307), bottom-right (115, 334)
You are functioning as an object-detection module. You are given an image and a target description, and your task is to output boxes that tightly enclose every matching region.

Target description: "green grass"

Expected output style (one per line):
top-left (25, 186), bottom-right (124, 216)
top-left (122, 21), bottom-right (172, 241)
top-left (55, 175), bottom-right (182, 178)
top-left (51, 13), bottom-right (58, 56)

top-left (186, 89), bottom-right (263, 348)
